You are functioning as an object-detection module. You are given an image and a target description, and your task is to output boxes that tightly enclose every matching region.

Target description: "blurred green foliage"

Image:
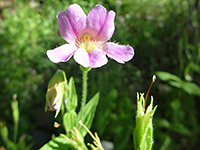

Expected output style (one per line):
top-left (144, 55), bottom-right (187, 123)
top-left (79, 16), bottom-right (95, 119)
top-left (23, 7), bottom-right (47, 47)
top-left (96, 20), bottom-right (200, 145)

top-left (0, 0), bottom-right (199, 149)
top-left (0, 95), bottom-right (32, 150)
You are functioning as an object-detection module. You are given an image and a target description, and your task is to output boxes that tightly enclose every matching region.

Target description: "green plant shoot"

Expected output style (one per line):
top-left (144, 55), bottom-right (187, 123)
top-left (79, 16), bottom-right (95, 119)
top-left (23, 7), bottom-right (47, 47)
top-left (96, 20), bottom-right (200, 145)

top-left (134, 76), bottom-right (157, 150)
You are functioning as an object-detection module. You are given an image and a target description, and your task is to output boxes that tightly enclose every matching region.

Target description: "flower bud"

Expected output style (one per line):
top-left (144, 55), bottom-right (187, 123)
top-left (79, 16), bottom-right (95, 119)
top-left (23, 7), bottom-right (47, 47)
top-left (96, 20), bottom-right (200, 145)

top-left (45, 70), bottom-right (67, 117)
top-left (134, 93), bottom-right (157, 150)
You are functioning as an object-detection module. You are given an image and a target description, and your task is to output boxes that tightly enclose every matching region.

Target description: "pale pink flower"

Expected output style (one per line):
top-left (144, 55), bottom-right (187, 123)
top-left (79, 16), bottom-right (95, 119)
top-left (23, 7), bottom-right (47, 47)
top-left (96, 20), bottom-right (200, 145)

top-left (47, 4), bottom-right (134, 68)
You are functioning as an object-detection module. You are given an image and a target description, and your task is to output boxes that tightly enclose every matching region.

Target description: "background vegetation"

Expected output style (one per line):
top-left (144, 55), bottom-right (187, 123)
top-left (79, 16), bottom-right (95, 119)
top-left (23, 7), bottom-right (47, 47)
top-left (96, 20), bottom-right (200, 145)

top-left (0, 0), bottom-right (199, 149)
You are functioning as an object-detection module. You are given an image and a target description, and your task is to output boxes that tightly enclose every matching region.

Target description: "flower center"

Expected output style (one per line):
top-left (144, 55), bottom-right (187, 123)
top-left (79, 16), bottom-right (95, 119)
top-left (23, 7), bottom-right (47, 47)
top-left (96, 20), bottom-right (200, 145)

top-left (79, 34), bottom-right (102, 53)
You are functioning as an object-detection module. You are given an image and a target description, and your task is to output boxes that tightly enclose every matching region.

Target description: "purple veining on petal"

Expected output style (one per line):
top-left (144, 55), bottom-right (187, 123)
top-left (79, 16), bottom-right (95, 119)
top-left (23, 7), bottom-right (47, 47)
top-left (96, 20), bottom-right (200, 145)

top-left (97, 10), bottom-right (115, 42)
top-left (104, 42), bottom-right (134, 63)
top-left (47, 44), bottom-right (76, 63)
top-left (89, 49), bottom-right (108, 68)
top-left (87, 5), bottom-right (107, 39)
top-left (57, 11), bottom-right (77, 43)
top-left (66, 4), bottom-right (86, 36)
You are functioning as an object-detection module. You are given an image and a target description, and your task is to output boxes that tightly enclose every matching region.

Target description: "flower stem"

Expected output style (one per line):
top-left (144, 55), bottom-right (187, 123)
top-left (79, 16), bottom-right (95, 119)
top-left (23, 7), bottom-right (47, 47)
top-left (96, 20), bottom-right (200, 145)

top-left (82, 69), bottom-right (88, 108)
top-left (80, 66), bottom-right (90, 121)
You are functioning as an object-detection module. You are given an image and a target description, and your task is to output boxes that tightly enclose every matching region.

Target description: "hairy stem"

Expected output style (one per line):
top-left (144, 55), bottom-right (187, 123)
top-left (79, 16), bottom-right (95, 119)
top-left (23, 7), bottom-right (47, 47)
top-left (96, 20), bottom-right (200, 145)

top-left (80, 69), bottom-right (88, 121)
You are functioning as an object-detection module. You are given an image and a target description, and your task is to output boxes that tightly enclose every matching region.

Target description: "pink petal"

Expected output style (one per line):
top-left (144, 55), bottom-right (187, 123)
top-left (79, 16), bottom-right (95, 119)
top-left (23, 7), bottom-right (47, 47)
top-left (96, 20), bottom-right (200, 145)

top-left (57, 11), bottom-right (77, 43)
top-left (86, 5), bottom-right (115, 42)
top-left (104, 42), bottom-right (134, 63)
top-left (89, 49), bottom-right (108, 68)
top-left (87, 5), bottom-right (107, 37)
top-left (74, 48), bottom-right (90, 67)
top-left (97, 10), bottom-right (115, 42)
top-left (66, 4), bottom-right (86, 36)
top-left (47, 44), bottom-right (76, 63)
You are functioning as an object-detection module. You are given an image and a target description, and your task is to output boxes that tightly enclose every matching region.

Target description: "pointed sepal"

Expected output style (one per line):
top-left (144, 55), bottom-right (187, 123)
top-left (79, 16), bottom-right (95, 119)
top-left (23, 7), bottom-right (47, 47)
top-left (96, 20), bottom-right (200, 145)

top-left (134, 93), bottom-right (157, 150)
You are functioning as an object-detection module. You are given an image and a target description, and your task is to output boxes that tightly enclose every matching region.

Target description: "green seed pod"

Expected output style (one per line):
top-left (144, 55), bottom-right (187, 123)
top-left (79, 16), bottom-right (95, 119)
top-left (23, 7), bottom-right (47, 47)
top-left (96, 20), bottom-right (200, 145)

top-left (134, 93), bottom-right (157, 150)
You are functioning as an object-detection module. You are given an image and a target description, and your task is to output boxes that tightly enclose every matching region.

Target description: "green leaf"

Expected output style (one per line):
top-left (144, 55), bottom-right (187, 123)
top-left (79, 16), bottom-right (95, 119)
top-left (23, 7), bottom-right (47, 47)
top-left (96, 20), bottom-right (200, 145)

top-left (17, 134), bottom-right (33, 150)
top-left (39, 135), bottom-right (76, 150)
top-left (156, 71), bottom-right (200, 96)
top-left (40, 128), bottom-right (88, 150)
top-left (0, 122), bottom-right (9, 143)
top-left (65, 77), bottom-right (78, 112)
top-left (181, 81), bottom-right (200, 96)
top-left (156, 71), bottom-right (182, 88)
top-left (6, 140), bottom-right (17, 150)
top-left (156, 119), bottom-right (171, 129)
top-left (63, 111), bottom-right (77, 132)
top-left (171, 123), bottom-right (191, 136)
top-left (77, 92), bottom-right (100, 137)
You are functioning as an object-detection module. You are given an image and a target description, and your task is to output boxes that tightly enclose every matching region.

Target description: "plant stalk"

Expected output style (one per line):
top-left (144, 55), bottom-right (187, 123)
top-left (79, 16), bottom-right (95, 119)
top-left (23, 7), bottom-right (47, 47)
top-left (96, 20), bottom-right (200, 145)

top-left (80, 68), bottom-right (88, 121)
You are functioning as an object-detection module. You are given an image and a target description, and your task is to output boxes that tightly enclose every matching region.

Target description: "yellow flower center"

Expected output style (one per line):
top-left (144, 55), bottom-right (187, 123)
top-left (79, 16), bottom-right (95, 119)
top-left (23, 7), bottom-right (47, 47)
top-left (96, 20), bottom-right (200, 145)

top-left (79, 34), bottom-right (102, 53)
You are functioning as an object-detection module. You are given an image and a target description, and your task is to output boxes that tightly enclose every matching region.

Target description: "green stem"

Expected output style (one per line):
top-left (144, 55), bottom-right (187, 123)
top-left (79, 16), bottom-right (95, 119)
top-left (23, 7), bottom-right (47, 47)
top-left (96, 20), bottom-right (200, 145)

top-left (13, 121), bottom-right (18, 144)
top-left (80, 68), bottom-right (88, 121)
top-left (11, 97), bottom-right (19, 144)
top-left (61, 100), bottom-right (65, 118)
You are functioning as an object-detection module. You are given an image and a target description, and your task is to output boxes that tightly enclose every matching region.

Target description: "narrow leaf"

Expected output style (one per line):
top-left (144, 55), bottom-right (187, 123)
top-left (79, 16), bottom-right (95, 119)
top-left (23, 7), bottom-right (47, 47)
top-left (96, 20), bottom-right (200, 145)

top-left (65, 77), bottom-right (78, 112)
top-left (63, 111), bottom-right (77, 132)
top-left (156, 71), bottom-right (200, 96)
top-left (156, 71), bottom-right (182, 88)
top-left (77, 92), bottom-right (100, 137)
